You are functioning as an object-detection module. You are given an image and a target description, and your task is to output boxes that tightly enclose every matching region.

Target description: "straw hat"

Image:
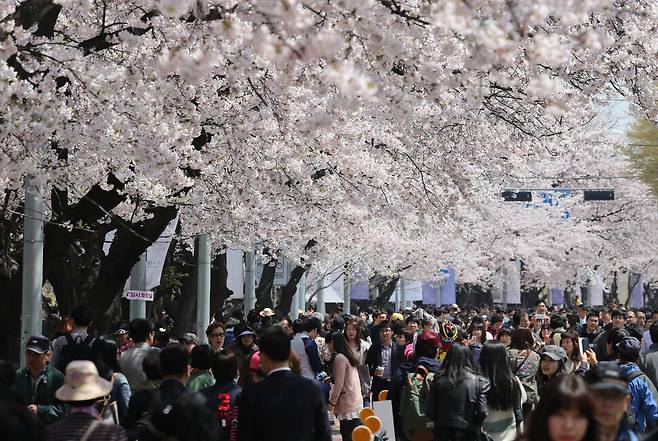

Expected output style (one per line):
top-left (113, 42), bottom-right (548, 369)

top-left (55, 360), bottom-right (113, 402)
top-left (259, 307), bottom-right (275, 317)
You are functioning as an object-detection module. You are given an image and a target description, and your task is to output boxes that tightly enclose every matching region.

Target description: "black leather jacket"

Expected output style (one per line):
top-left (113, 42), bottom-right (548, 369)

top-left (427, 371), bottom-right (490, 433)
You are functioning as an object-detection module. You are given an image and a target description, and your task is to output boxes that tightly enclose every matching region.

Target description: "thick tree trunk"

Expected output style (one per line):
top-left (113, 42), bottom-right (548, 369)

top-left (279, 265), bottom-right (307, 316)
top-left (255, 250), bottom-right (276, 311)
top-left (210, 252), bottom-right (230, 323)
top-left (372, 276), bottom-right (399, 309)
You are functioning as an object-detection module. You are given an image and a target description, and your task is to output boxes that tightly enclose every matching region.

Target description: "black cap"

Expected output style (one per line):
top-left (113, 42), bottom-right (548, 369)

top-left (585, 362), bottom-right (630, 395)
top-left (539, 345), bottom-right (567, 362)
top-left (616, 337), bottom-right (640, 360)
top-left (25, 335), bottom-right (50, 354)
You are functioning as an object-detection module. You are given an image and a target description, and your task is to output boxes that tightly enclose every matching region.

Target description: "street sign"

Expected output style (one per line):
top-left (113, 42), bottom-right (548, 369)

top-left (123, 290), bottom-right (155, 301)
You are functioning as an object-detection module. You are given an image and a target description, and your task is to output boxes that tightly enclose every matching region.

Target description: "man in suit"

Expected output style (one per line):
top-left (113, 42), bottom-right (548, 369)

top-left (237, 327), bottom-right (331, 441)
top-left (365, 320), bottom-right (403, 401)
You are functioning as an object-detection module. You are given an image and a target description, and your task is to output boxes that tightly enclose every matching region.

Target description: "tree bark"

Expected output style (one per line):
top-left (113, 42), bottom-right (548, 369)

top-left (210, 252), bottom-right (231, 323)
top-left (372, 276), bottom-right (399, 309)
top-left (255, 250), bottom-right (276, 311)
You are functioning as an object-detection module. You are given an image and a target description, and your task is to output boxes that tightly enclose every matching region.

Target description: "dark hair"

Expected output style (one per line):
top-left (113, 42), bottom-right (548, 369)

top-left (142, 349), bottom-right (163, 381)
top-left (611, 309), bottom-right (627, 319)
top-left (331, 316), bottom-right (345, 332)
top-left (129, 318), bottom-right (154, 343)
top-left (439, 343), bottom-right (475, 387)
top-left (378, 320), bottom-right (392, 331)
top-left (326, 332), bottom-right (359, 367)
top-left (150, 394), bottom-right (218, 441)
top-left (190, 345), bottom-right (213, 370)
top-left (160, 345), bottom-right (191, 376)
top-left (607, 327), bottom-right (629, 347)
top-left (480, 342), bottom-right (519, 410)
top-left (90, 338), bottom-right (121, 381)
top-left (490, 314), bottom-right (503, 325)
top-left (292, 319), bottom-right (306, 334)
top-left (586, 310), bottom-right (598, 320)
top-left (210, 350), bottom-right (238, 383)
top-left (71, 305), bottom-right (93, 327)
top-left (625, 323), bottom-right (644, 342)
top-left (205, 322), bottom-right (224, 338)
top-left (279, 317), bottom-right (292, 328)
top-left (549, 315), bottom-right (565, 330)
top-left (259, 328), bottom-right (290, 362)
top-left (154, 328), bottom-right (171, 346)
top-left (405, 317), bottom-right (421, 326)
top-left (535, 300), bottom-right (546, 307)
top-left (496, 328), bottom-right (512, 339)
top-left (522, 375), bottom-right (597, 441)
top-left (344, 320), bottom-right (363, 343)
top-left (305, 317), bottom-right (323, 334)
top-left (558, 330), bottom-right (581, 361)
top-left (467, 322), bottom-right (487, 344)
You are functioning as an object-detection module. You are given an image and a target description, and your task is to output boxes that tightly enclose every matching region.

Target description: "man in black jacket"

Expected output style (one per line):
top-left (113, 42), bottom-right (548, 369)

top-left (365, 320), bottom-right (403, 401)
top-left (237, 328), bottom-right (331, 441)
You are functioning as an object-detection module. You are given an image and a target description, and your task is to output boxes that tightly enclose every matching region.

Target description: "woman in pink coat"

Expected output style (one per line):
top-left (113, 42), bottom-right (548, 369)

top-left (327, 332), bottom-right (364, 441)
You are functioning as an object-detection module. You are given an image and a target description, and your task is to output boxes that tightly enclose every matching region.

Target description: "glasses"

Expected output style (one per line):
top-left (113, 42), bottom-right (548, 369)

top-left (210, 333), bottom-right (225, 338)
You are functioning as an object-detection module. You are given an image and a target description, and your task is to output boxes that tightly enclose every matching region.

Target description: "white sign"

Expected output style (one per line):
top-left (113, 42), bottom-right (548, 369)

top-left (123, 290), bottom-right (154, 301)
top-left (372, 400), bottom-right (396, 440)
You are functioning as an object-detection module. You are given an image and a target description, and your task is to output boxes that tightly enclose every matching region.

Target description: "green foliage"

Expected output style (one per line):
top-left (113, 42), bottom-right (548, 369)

top-left (627, 117), bottom-right (658, 196)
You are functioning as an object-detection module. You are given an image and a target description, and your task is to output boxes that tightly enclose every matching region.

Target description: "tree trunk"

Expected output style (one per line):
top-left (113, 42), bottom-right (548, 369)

top-left (255, 250), bottom-right (276, 311)
top-left (279, 265), bottom-right (307, 316)
top-left (372, 276), bottom-right (399, 309)
top-left (210, 252), bottom-right (230, 323)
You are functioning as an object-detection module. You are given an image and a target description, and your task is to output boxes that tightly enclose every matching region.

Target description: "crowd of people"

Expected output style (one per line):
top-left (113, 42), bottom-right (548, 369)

top-left (2, 300), bottom-right (658, 441)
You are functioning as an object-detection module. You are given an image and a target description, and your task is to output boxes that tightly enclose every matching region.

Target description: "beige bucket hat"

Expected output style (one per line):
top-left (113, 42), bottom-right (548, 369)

top-left (55, 360), bottom-right (113, 402)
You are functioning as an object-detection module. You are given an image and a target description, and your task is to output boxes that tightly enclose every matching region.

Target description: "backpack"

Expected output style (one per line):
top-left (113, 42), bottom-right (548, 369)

top-left (57, 334), bottom-right (94, 372)
top-left (399, 365), bottom-right (435, 441)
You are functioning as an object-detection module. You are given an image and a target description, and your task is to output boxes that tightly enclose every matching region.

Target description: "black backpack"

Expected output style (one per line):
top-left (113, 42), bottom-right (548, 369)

top-left (57, 334), bottom-right (94, 372)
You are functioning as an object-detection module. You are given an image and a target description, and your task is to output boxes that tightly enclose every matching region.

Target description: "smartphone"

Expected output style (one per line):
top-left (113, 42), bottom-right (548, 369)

top-left (579, 337), bottom-right (590, 354)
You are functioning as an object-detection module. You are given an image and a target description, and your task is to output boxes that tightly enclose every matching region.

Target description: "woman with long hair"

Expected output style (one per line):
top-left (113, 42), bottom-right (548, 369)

top-left (344, 320), bottom-right (371, 406)
top-left (539, 324), bottom-right (553, 347)
top-left (480, 341), bottom-right (524, 441)
top-left (427, 343), bottom-right (490, 441)
top-left (536, 345), bottom-right (567, 398)
top-left (90, 337), bottom-right (131, 423)
top-left (468, 322), bottom-right (488, 345)
top-left (326, 332), bottom-right (363, 441)
top-left (559, 330), bottom-right (589, 375)
top-left (519, 375), bottom-right (597, 441)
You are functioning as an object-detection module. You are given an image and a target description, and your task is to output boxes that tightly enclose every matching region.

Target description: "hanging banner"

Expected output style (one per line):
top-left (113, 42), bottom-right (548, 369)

top-left (506, 260), bottom-right (521, 304)
top-left (549, 288), bottom-right (564, 305)
top-left (422, 281), bottom-right (439, 305)
top-left (226, 249), bottom-right (244, 299)
top-left (629, 272), bottom-right (644, 308)
top-left (440, 268), bottom-right (456, 305)
top-left (350, 271), bottom-right (370, 300)
top-left (106, 216), bottom-right (179, 291)
top-left (617, 271), bottom-right (630, 306)
top-left (589, 274), bottom-right (604, 306)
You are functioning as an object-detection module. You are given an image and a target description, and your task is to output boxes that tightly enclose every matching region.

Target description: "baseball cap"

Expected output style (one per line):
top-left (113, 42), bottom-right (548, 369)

top-left (616, 337), bottom-right (640, 360)
top-left (237, 327), bottom-right (256, 338)
top-left (539, 345), bottom-right (567, 362)
top-left (585, 362), bottom-right (630, 395)
top-left (25, 335), bottom-right (50, 354)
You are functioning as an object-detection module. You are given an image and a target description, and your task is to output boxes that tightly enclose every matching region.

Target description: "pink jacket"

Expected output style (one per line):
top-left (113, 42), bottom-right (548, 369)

top-left (329, 353), bottom-right (362, 416)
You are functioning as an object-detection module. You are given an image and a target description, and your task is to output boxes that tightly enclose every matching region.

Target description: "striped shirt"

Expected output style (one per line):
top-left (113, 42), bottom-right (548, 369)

top-left (46, 413), bottom-right (127, 441)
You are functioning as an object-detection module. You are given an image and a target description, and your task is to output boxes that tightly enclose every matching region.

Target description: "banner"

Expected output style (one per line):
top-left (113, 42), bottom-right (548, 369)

top-left (226, 249), bottom-right (244, 299)
top-left (549, 288), bottom-right (565, 305)
top-left (123, 290), bottom-right (154, 301)
top-left (589, 275), bottom-right (604, 306)
top-left (440, 268), bottom-right (456, 305)
top-left (422, 281), bottom-right (439, 305)
top-left (617, 271), bottom-right (630, 306)
top-left (629, 272), bottom-right (644, 308)
top-left (350, 272), bottom-right (370, 300)
top-left (506, 260), bottom-right (521, 304)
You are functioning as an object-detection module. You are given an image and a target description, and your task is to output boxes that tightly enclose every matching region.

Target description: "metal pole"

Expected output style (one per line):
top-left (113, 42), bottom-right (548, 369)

top-left (317, 275), bottom-right (326, 315)
top-left (297, 273), bottom-right (306, 314)
top-left (20, 176), bottom-right (44, 367)
top-left (196, 235), bottom-right (211, 344)
top-left (244, 248), bottom-right (256, 316)
top-left (343, 270), bottom-right (351, 315)
top-left (129, 253), bottom-right (147, 320)
top-left (502, 265), bottom-right (508, 310)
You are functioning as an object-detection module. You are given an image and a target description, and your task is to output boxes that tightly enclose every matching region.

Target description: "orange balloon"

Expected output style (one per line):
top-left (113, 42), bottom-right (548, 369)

top-left (351, 425), bottom-right (372, 441)
top-left (378, 390), bottom-right (388, 401)
top-left (359, 407), bottom-right (375, 421)
top-left (365, 415), bottom-right (382, 433)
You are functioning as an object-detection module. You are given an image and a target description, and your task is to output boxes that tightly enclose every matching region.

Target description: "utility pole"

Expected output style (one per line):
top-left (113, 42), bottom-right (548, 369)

top-left (20, 176), bottom-right (44, 367)
top-left (129, 253), bottom-right (147, 320)
top-left (196, 234), bottom-right (211, 344)
top-left (244, 248), bottom-right (256, 316)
